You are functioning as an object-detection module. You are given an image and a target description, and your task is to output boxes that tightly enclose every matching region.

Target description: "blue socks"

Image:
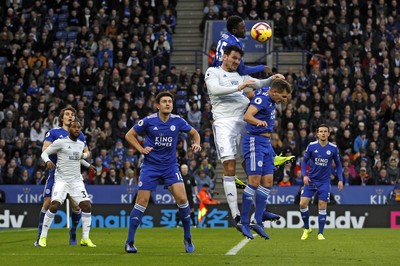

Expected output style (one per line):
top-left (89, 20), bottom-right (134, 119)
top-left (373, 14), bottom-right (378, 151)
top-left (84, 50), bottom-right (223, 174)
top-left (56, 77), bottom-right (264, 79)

top-left (241, 185), bottom-right (256, 225)
top-left (255, 186), bottom-right (270, 224)
top-left (70, 210), bottom-right (82, 235)
top-left (37, 208), bottom-right (46, 240)
top-left (300, 207), bottom-right (310, 229)
top-left (126, 203), bottom-right (145, 244)
top-left (318, 209), bottom-right (327, 234)
top-left (177, 202), bottom-right (191, 239)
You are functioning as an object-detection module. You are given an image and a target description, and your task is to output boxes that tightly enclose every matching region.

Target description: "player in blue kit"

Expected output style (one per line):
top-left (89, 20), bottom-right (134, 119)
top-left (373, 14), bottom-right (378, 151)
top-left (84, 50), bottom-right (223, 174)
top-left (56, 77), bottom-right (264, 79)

top-left (124, 91), bottom-right (201, 254)
top-left (300, 124), bottom-right (343, 240)
top-left (34, 107), bottom-right (90, 246)
top-left (212, 15), bottom-right (268, 75)
top-left (240, 79), bottom-right (292, 239)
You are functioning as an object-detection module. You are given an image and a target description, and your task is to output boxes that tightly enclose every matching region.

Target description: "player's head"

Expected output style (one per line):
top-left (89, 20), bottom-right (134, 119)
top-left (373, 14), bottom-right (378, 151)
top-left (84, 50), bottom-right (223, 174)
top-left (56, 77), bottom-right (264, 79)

top-left (270, 79), bottom-right (292, 104)
top-left (156, 91), bottom-right (174, 115)
top-left (68, 118), bottom-right (82, 140)
top-left (316, 124), bottom-right (330, 141)
top-left (59, 106), bottom-right (77, 127)
top-left (222, 45), bottom-right (243, 72)
top-left (227, 15), bottom-right (246, 38)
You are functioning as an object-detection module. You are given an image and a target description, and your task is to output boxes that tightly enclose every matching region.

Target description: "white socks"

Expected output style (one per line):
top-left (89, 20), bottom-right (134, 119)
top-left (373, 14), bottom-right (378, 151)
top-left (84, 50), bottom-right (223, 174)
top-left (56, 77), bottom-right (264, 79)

top-left (81, 212), bottom-right (92, 239)
top-left (223, 176), bottom-right (239, 218)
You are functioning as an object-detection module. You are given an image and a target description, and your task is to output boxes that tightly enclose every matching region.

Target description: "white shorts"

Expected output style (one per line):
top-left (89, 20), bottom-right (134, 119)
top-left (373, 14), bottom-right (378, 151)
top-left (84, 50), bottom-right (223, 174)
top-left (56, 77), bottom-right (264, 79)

top-left (212, 117), bottom-right (247, 162)
top-left (51, 180), bottom-right (90, 205)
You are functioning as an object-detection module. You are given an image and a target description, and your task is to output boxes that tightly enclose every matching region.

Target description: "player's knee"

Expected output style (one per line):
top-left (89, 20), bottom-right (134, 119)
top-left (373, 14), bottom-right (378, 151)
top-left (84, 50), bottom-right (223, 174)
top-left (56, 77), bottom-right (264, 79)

top-left (49, 201), bottom-right (61, 213)
top-left (72, 205), bottom-right (81, 212)
top-left (135, 198), bottom-right (149, 208)
top-left (299, 199), bottom-right (309, 209)
top-left (175, 197), bottom-right (188, 205)
top-left (79, 201), bottom-right (91, 213)
top-left (222, 158), bottom-right (236, 176)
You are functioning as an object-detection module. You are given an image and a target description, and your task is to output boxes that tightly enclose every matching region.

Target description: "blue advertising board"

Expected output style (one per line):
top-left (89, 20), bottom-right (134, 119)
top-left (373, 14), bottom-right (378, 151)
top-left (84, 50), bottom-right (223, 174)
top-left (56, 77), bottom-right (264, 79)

top-left (0, 185), bottom-right (395, 205)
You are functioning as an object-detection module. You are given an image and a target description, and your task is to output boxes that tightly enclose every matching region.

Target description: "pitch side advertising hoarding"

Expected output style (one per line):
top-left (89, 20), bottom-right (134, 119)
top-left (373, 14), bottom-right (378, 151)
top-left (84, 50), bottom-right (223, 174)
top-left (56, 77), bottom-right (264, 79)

top-left (1, 204), bottom-right (399, 229)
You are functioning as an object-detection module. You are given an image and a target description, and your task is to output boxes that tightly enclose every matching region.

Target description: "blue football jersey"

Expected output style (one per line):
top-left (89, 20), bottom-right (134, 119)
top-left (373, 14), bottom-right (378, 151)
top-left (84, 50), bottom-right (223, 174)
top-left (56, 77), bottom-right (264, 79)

top-left (301, 141), bottom-right (343, 182)
top-left (211, 31), bottom-right (264, 75)
top-left (133, 113), bottom-right (192, 166)
top-left (245, 87), bottom-right (275, 135)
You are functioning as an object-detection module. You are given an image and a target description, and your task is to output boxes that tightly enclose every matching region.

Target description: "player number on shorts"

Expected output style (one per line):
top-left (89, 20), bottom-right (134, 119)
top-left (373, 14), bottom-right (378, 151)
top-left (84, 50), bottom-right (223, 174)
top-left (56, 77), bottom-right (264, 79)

top-left (81, 191), bottom-right (87, 198)
top-left (176, 172), bottom-right (183, 181)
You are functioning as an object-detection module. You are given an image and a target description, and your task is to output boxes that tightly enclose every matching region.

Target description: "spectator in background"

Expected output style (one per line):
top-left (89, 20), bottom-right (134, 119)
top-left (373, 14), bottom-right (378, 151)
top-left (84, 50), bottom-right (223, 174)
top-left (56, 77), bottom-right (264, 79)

top-left (353, 131), bottom-right (368, 153)
top-left (34, 170), bottom-right (46, 185)
top-left (195, 169), bottom-right (214, 193)
top-left (376, 168), bottom-right (391, 186)
top-left (386, 158), bottom-right (399, 185)
top-left (30, 120), bottom-right (45, 146)
top-left (120, 168), bottom-right (137, 186)
top-left (278, 174), bottom-right (292, 186)
top-left (1, 121), bottom-right (17, 150)
top-left (105, 167), bottom-right (120, 185)
top-left (199, 8), bottom-right (219, 34)
top-left (187, 102), bottom-right (201, 131)
top-left (386, 183), bottom-right (400, 204)
top-left (18, 169), bottom-right (33, 184)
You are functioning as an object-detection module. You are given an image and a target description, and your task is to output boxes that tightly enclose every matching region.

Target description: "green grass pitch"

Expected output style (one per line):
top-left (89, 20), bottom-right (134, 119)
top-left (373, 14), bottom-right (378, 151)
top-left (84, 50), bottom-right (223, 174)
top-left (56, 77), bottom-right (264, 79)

top-left (0, 228), bottom-right (399, 265)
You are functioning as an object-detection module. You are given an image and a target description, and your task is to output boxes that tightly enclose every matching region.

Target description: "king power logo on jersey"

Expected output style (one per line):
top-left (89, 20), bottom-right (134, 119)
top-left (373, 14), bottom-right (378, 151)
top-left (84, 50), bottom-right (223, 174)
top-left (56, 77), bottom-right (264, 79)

top-left (262, 211), bottom-right (367, 229)
top-left (0, 210), bottom-right (27, 228)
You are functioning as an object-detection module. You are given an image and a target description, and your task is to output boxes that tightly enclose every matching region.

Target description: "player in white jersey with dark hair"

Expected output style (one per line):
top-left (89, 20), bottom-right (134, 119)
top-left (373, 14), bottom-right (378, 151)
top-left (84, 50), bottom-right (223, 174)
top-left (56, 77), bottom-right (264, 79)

top-left (38, 119), bottom-right (96, 248)
top-left (300, 124), bottom-right (343, 240)
top-left (205, 45), bottom-right (285, 227)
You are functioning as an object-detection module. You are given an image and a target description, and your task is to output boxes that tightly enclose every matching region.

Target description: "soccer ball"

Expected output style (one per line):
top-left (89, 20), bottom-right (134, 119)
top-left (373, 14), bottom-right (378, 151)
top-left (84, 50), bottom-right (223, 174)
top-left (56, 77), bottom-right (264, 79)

top-left (251, 22), bottom-right (273, 42)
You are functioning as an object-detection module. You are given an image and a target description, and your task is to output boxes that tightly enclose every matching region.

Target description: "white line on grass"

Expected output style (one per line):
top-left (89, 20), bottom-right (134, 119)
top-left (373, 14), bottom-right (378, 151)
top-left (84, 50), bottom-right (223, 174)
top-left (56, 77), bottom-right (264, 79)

top-left (225, 235), bottom-right (255, 256)
top-left (0, 229), bottom-right (36, 233)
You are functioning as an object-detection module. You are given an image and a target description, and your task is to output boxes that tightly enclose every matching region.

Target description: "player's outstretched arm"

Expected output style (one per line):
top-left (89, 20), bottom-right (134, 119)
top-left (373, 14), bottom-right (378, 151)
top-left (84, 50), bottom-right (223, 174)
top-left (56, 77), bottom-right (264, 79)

top-left (237, 60), bottom-right (265, 76)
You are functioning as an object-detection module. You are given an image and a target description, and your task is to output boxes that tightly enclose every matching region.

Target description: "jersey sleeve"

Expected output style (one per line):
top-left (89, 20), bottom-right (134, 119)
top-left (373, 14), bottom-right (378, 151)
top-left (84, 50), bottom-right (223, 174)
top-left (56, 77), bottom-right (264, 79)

top-left (205, 68), bottom-right (241, 96)
top-left (179, 117), bottom-right (193, 133)
top-left (133, 117), bottom-right (148, 135)
top-left (237, 60), bottom-right (265, 76)
top-left (44, 130), bottom-right (57, 142)
top-left (250, 94), bottom-right (266, 112)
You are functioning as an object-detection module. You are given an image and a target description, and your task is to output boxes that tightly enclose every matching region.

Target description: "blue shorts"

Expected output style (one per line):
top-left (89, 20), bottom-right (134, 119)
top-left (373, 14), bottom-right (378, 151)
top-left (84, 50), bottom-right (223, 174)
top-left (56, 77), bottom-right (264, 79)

top-left (301, 181), bottom-right (331, 202)
top-left (242, 134), bottom-right (275, 176)
top-left (42, 170), bottom-right (55, 198)
top-left (138, 163), bottom-right (183, 191)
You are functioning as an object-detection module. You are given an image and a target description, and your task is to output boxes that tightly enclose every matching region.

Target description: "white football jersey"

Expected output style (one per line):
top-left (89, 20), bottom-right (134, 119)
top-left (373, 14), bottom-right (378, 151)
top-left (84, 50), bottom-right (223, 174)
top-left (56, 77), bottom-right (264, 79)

top-left (205, 66), bottom-right (251, 120)
top-left (41, 137), bottom-right (85, 182)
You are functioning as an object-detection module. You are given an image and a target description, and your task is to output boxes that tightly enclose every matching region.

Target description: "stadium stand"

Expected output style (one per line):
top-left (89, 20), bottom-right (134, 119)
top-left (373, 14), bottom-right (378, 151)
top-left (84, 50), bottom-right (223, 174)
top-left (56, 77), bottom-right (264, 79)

top-left (0, 0), bottom-right (399, 192)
